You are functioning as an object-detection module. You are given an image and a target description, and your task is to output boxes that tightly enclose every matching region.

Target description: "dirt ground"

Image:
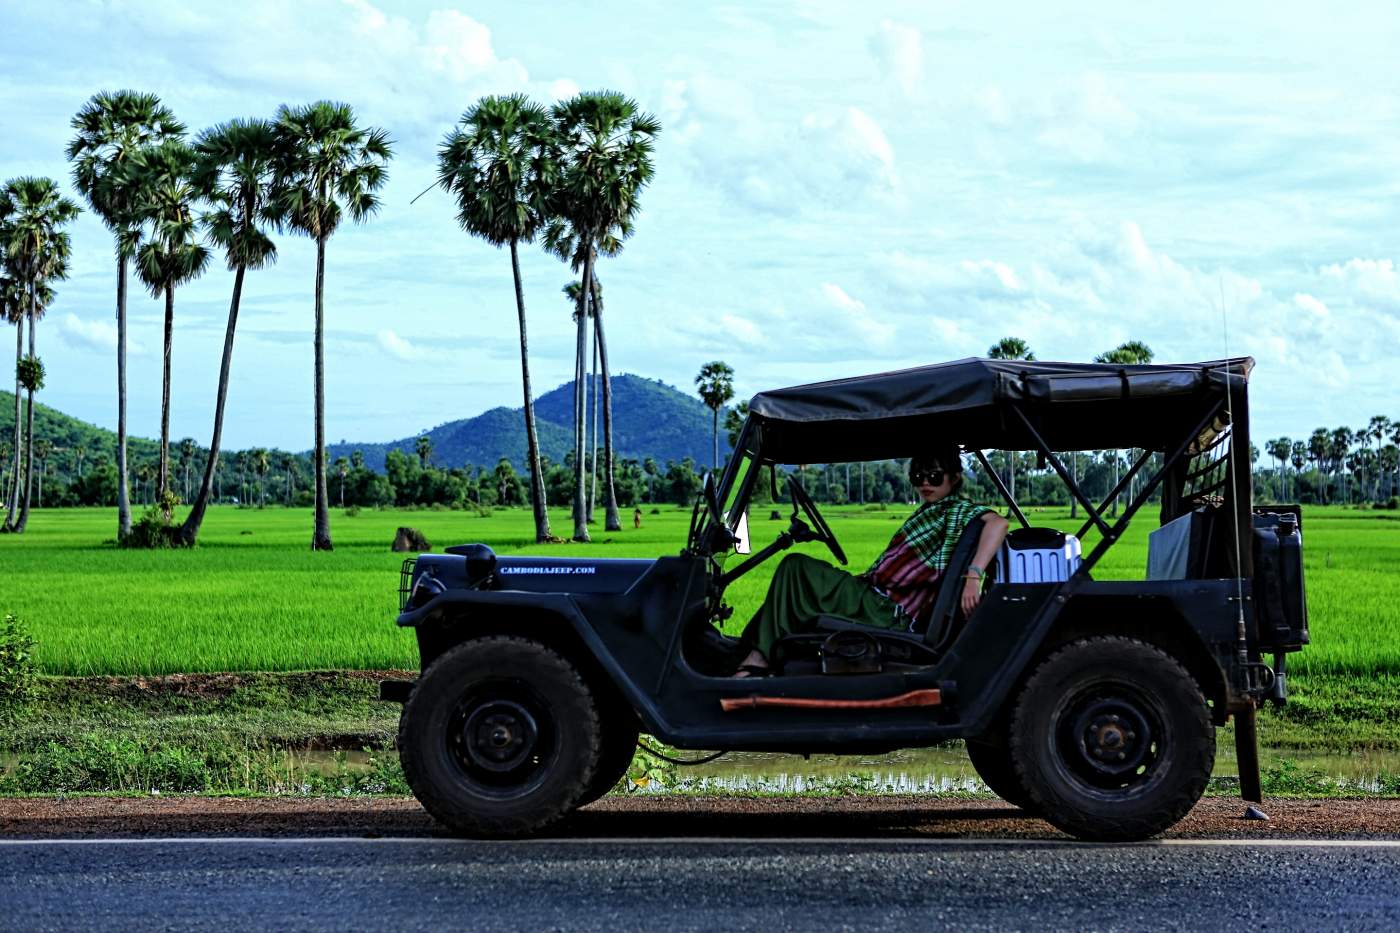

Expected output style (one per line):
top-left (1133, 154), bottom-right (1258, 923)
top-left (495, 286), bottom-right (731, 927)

top-left (4, 795), bottom-right (1400, 840)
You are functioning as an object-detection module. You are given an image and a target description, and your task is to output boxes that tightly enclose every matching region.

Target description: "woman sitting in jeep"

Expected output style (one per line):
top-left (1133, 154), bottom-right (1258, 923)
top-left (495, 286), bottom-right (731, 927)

top-left (734, 446), bottom-right (1009, 677)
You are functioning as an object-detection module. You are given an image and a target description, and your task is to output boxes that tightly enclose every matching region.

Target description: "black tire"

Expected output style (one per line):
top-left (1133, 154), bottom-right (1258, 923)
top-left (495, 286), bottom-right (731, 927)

top-left (577, 720), bottom-right (640, 807)
top-left (398, 636), bottom-right (602, 837)
top-left (966, 735), bottom-right (1037, 812)
top-left (1009, 636), bottom-right (1215, 842)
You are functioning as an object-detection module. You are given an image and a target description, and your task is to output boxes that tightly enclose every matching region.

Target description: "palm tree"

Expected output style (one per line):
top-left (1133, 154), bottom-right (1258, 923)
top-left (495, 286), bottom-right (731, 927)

top-left (546, 91), bottom-right (660, 538)
top-left (1330, 427), bottom-right (1353, 505)
top-left (1267, 437), bottom-right (1293, 501)
top-left (3, 275), bottom-right (53, 526)
top-left (272, 101), bottom-right (392, 551)
top-left (987, 337), bottom-right (1036, 361)
top-left (1307, 428), bottom-right (1330, 503)
top-left (0, 176), bottom-right (78, 533)
top-left (436, 95), bottom-right (553, 542)
top-left (696, 361), bottom-right (736, 471)
top-left (335, 455), bottom-right (349, 508)
top-left (1094, 341), bottom-right (1154, 515)
top-left (179, 118), bottom-right (280, 547)
top-left (128, 140), bottom-right (211, 514)
top-left (74, 443), bottom-right (86, 480)
top-left (251, 447), bottom-right (270, 507)
top-left (987, 337), bottom-right (1036, 507)
top-left (1367, 416), bottom-right (1391, 502)
top-left (68, 90), bottom-right (186, 540)
top-left (562, 279), bottom-right (599, 519)
top-left (415, 435), bottom-right (433, 470)
top-left (178, 437), bottom-right (197, 502)
top-left (1290, 441), bottom-right (1308, 498)
top-left (32, 439), bottom-right (51, 507)
top-left (1, 274), bottom-right (23, 524)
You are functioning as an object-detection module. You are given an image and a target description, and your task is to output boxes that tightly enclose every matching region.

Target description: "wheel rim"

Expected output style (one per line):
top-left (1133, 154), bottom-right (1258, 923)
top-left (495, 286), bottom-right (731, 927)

top-left (445, 680), bottom-right (558, 799)
top-left (1053, 682), bottom-right (1167, 794)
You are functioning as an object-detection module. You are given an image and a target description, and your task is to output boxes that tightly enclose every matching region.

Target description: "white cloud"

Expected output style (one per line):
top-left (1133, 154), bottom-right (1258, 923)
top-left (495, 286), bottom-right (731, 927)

top-left (817, 282), bottom-right (895, 348)
top-left (869, 20), bottom-right (923, 97)
top-left (548, 79), bottom-right (581, 100)
top-left (720, 313), bottom-right (763, 345)
top-left (820, 282), bottom-right (864, 313)
top-left (58, 313), bottom-right (144, 354)
top-left (377, 329), bottom-right (423, 360)
top-left (1292, 293), bottom-right (1331, 320)
top-left (1320, 258), bottom-right (1400, 309)
top-left (959, 260), bottom-right (1022, 292)
top-left (421, 10), bottom-right (528, 85)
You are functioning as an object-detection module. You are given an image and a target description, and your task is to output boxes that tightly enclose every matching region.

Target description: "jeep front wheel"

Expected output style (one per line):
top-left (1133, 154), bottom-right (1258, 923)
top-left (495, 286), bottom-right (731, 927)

top-left (1009, 636), bottom-right (1215, 841)
top-left (398, 636), bottom-right (602, 837)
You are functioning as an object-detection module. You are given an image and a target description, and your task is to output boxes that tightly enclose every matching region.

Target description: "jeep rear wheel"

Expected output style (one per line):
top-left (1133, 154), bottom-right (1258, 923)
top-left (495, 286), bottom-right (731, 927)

top-left (398, 636), bottom-right (602, 837)
top-left (1009, 636), bottom-right (1215, 842)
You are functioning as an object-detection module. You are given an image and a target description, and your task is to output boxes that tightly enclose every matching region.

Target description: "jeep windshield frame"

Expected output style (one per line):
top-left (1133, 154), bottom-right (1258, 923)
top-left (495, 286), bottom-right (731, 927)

top-left (698, 356), bottom-right (1256, 583)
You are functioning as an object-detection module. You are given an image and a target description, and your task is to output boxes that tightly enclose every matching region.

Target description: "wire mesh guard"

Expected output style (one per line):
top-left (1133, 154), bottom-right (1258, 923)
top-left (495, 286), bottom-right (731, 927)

top-left (1182, 423), bottom-right (1233, 508)
top-left (398, 557), bottom-right (418, 611)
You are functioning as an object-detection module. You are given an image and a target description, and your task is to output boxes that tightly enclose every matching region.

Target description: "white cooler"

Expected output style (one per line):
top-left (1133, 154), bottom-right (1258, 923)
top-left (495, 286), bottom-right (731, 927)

top-left (995, 527), bottom-right (1082, 583)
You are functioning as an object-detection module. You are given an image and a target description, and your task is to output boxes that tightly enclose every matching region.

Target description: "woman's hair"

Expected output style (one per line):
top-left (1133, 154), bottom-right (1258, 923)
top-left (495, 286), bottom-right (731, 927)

top-left (910, 444), bottom-right (965, 493)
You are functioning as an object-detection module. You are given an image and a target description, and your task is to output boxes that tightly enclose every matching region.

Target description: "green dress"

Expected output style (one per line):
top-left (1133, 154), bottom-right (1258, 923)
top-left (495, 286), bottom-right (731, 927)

top-left (740, 496), bottom-right (991, 658)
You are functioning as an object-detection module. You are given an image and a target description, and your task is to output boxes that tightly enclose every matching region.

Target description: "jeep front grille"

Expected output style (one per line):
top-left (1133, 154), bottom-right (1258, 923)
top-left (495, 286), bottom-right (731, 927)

top-left (398, 558), bottom-right (418, 611)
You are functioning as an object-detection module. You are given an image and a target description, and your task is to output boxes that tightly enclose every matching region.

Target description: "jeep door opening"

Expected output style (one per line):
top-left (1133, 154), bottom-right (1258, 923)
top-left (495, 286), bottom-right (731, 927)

top-left (384, 357), bottom-right (1308, 841)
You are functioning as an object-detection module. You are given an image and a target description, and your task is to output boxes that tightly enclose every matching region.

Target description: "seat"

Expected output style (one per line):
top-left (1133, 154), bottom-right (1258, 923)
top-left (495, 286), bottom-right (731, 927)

top-left (770, 518), bottom-right (989, 673)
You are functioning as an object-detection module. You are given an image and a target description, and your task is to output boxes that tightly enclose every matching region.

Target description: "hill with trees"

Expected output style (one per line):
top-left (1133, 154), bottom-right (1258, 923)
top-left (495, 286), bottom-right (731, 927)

top-left (326, 374), bottom-right (731, 472)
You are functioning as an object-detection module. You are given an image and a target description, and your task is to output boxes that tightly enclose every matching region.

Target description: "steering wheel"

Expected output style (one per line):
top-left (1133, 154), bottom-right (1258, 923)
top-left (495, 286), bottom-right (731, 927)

top-left (786, 476), bottom-right (847, 565)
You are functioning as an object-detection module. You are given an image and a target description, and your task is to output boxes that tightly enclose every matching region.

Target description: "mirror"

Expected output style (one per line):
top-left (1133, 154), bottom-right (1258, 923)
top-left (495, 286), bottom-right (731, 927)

top-left (734, 511), bottom-right (751, 555)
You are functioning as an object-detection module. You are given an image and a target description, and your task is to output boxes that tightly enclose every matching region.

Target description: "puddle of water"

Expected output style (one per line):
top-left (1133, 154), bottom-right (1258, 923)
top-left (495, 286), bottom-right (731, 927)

top-left (630, 745), bottom-right (1400, 795)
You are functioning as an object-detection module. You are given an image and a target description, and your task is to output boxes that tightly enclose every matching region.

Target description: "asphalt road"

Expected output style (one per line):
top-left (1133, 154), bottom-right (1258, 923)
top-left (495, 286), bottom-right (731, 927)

top-left (4, 836), bottom-right (1400, 931)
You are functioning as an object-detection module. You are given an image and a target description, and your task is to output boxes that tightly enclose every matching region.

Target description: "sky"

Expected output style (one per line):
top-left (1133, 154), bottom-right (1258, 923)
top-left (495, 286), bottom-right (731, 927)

top-left (2, 0), bottom-right (1398, 454)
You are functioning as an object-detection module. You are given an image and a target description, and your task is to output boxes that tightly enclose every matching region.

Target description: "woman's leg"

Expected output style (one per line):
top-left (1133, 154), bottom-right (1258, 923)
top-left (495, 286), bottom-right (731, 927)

top-left (740, 553), bottom-right (896, 662)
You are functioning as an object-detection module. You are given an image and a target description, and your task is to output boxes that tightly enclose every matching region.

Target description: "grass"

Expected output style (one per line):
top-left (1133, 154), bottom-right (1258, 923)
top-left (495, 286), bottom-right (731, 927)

top-left (0, 503), bottom-right (1395, 677)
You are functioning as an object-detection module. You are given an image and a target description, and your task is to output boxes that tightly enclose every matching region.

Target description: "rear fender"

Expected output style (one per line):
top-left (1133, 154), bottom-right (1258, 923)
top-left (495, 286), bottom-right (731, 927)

top-left (1037, 593), bottom-right (1234, 725)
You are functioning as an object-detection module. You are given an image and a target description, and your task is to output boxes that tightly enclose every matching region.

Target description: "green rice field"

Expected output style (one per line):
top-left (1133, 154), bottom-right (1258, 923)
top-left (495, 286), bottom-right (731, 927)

top-left (0, 504), bottom-right (1395, 678)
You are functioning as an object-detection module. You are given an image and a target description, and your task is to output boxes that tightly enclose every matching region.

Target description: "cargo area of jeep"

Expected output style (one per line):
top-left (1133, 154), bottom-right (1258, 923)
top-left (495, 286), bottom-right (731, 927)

top-left (382, 357), bottom-right (1308, 841)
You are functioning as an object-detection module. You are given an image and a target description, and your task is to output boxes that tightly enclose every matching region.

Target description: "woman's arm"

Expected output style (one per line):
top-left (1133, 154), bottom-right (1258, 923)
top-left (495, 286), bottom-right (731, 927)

top-left (961, 512), bottom-right (1011, 615)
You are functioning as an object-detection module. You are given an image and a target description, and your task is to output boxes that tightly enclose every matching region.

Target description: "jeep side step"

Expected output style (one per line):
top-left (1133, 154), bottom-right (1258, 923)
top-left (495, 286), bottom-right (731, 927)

top-left (719, 688), bottom-right (942, 712)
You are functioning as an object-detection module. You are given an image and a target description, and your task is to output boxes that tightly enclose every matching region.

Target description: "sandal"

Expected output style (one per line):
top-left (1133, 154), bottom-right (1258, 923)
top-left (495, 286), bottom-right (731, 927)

top-left (732, 663), bottom-right (771, 679)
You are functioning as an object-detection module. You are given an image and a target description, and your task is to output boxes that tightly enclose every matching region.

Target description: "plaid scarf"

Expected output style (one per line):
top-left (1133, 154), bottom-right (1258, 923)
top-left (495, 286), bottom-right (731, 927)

top-left (864, 496), bottom-right (991, 624)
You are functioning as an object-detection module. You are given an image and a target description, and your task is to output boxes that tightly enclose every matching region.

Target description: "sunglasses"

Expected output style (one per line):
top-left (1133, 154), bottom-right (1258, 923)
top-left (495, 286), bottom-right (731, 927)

top-left (909, 470), bottom-right (947, 487)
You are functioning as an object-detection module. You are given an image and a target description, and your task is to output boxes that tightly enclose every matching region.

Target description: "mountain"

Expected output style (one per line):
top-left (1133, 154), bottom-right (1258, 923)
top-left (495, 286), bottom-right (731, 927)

top-left (0, 390), bottom-right (161, 468)
top-left (327, 373), bottom-right (733, 472)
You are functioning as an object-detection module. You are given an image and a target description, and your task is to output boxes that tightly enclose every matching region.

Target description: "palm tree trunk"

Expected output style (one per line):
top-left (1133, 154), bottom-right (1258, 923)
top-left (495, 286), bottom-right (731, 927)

top-left (588, 312), bottom-right (598, 521)
top-left (4, 314), bottom-right (22, 530)
top-left (180, 266), bottom-right (245, 547)
top-left (311, 235), bottom-right (332, 550)
top-left (591, 280), bottom-right (621, 532)
top-left (1069, 452), bottom-right (1079, 519)
top-left (712, 409), bottom-right (719, 471)
top-left (571, 252), bottom-right (593, 542)
top-left (116, 252), bottom-right (132, 540)
top-left (157, 286), bottom-right (174, 516)
top-left (15, 292), bottom-right (37, 533)
top-left (509, 241), bottom-right (550, 543)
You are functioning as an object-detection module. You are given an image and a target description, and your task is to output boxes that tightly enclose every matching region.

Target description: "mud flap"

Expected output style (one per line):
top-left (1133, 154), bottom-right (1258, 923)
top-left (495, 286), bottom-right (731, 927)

top-left (1234, 703), bottom-right (1262, 803)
